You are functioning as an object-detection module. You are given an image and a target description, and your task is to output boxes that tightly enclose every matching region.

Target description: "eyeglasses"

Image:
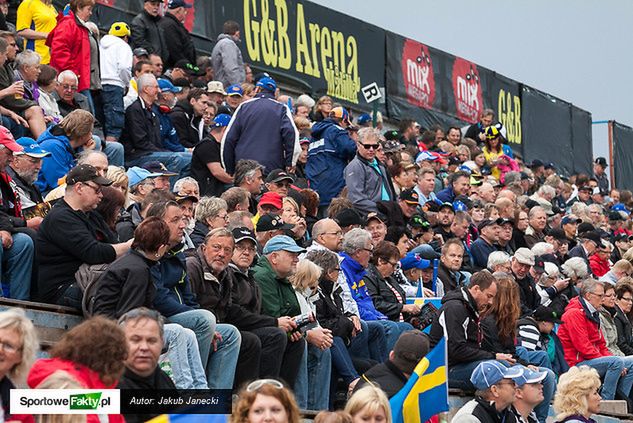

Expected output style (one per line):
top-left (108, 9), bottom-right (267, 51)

top-left (82, 182), bottom-right (102, 194)
top-left (360, 143), bottom-right (379, 150)
top-left (621, 297), bottom-right (633, 303)
top-left (207, 243), bottom-right (233, 255)
top-left (321, 231), bottom-right (343, 237)
top-left (363, 247), bottom-right (374, 253)
top-left (0, 340), bottom-right (20, 354)
top-left (386, 260), bottom-right (399, 267)
top-left (214, 214), bottom-right (229, 221)
top-left (589, 291), bottom-right (605, 299)
top-left (61, 84), bottom-right (78, 91)
top-left (235, 244), bottom-right (256, 253)
top-left (246, 378), bottom-right (284, 392)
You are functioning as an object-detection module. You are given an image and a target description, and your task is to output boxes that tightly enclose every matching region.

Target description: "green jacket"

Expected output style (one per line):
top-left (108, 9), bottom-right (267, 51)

top-left (253, 256), bottom-right (301, 318)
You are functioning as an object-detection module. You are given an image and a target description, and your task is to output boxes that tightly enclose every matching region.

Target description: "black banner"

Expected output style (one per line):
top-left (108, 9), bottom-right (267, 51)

top-left (613, 122), bottom-right (633, 191)
top-left (570, 106), bottom-right (593, 176)
top-left (488, 73), bottom-right (522, 157)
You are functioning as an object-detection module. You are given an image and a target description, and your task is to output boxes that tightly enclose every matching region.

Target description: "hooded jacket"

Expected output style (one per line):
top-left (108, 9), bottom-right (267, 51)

top-left (305, 118), bottom-right (357, 206)
top-left (211, 33), bottom-right (245, 87)
top-left (558, 296), bottom-right (611, 366)
top-left (340, 252), bottom-right (387, 321)
top-left (428, 287), bottom-right (495, 367)
top-left (159, 12), bottom-right (196, 69)
top-left (28, 358), bottom-right (124, 423)
top-left (150, 244), bottom-right (199, 317)
top-left (171, 99), bottom-right (204, 149)
top-left (47, 11), bottom-right (91, 91)
top-left (99, 34), bottom-right (133, 88)
top-left (35, 125), bottom-right (76, 195)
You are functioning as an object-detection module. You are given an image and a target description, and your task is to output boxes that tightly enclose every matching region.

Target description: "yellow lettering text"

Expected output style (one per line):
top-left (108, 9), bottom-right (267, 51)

top-left (274, 0), bottom-right (290, 69)
top-left (243, 0), bottom-right (260, 62)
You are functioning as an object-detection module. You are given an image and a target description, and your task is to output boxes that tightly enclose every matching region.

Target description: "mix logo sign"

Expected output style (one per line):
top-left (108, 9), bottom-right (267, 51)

top-left (452, 57), bottom-right (483, 123)
top-left (11, 389), bottom-right (120, 414)
top-left (401, 38), bottom-right (435, 109)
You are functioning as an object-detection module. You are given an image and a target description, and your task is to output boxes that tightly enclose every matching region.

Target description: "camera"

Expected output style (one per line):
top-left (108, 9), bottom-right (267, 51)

top-left (293, 312), bottom-right (317, 334)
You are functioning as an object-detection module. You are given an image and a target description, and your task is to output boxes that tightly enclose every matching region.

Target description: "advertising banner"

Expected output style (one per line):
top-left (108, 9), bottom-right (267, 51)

top-left (612, 122), bottom-right (633, 191)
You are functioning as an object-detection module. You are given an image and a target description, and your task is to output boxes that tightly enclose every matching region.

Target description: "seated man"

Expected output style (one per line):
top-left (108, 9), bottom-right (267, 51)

top-left (510, 366), bottom-right (548, 423)
top-left (146, 200), bottom-right (240, 390)
top-left (171, 88), bottom-right (210, 149)
top-left (8, 138), bottom-right (49, 222)
top-left (470, 218), bottom-right (503, 270)
top-left (376, 188), bottom-right (419, 228)
top-left (36, 164), bottom-right (132, 307)
top-left (255, 213), bottom-right (292, 253)
top-left (120, 73), bottom-right (191, 178)
top-left (43, 150), bottom-right (109, 202)
top-left (558, 279), bottom-right (633, 400)
top-left (437, 238), bottom-right (468, 294)
top-left (142, 161), bottom-right (177, 191)
top-left (0, 129), bottom-right (34, 300)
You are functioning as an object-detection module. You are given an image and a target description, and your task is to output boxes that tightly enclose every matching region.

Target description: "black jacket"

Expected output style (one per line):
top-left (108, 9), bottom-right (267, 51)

top-left (36, 199), bottom-right (117, 303)
top-left (92, 250), bottom-right (157, 319)
top-left (355, 360), bottom-right (408, 398)
top-left (159, 12), bottom-right (196, 69)
top-left (453, 396), bottom-right (517, 423)
top-left (481, 313), bottom-right (528, 366)
top-left (614, 304), bottom-right (633, 356)
top-left (429, 288), bottom-right (495, 367)
top-left (314, 275), bottom-right (355, 344)
top-left (189, 221), bottom-right (209, 248)
top-left (514, 272), bottom-right (540, 316)
top-left (437, 261), bottom-right (467, 293)
top-left (364, 264), bottom-right (407, 322)
top-left (117, 366), bottom-right (176, 423)
top-left (186, 248), bottom-right (277, 330)
top-left (376, 201), bottom-right (408, 228)
top-left (171, 100), bottom-right (203, 149)
top-left (0, 170), bottom-right (26, 230)
top-left (130, 10), bottom-right (168, 62)
top-left (120, 98), bottom-right (164, 159)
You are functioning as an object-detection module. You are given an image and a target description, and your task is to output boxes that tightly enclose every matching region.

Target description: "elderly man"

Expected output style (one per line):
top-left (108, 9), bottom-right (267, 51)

top-left (437, 171), bottom-right (470, 203)
top-left (187, 228), bottom-right (304, 390)
top-left (8, 137), bottom-right (49, 219)
top-left (234, 159), bottom-right (264, 214)
top-left (130, 0), bottom-right (168, 62)
top-left (558, 279), bottom-right (633, 400)
top-left (159, 0), bottom-right (196, 69)
top-left (511, 248), bottom-right (541, 315)
top-left (340, 228), bottom-right (412, 351)
top-left (470, 218), bottom-right (503, 270)
top-left (524, 206), bottom-right (547, 248)
top-left (345, 127), bottom-right (396, 214)
top-left (487, 251), bottom-right (512, 273)
top-left (120, 73), bottom-right (191, 178)
top-left (253, 235), bottom-right (331, 409)
top-left (37, 165), bottom-right (132, 307)
top-left (146, 200), bottom-right (239, 390)
top-left (43, 150), bottom-right (109, 203)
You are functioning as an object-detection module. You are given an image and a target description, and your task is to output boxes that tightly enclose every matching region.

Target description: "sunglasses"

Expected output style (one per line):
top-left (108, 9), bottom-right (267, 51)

top-left (360, 143), bottom-right (379, 150)
top-left (246, 379), bottom-right (284, 392)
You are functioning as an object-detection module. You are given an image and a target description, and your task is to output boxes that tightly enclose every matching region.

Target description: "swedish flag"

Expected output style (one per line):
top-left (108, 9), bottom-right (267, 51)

top-left (389, 337), bottom-right (449, 423)
top-left (147, 414), bottom-right (227, 423)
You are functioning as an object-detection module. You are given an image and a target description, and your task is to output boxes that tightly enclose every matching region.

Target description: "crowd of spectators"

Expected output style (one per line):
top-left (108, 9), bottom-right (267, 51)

top-left (0, 1), bottom-right (631, 422)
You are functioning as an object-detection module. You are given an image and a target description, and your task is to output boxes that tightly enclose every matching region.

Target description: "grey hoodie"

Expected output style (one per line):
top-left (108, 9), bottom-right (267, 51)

top-left (211, 33), bottom-right (245, 87)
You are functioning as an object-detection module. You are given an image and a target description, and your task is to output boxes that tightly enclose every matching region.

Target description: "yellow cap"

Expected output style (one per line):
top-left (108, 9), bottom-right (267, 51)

top-left (109, 22), bottom-right (131, 38)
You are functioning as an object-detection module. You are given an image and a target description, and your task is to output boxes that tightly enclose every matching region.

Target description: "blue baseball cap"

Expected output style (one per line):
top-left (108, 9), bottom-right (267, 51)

top-left (470, 360), bottom-right (524, 390)
top-left (256, 76), bottom-right (277, 92)
top-left (263, 235), bottom-right (306, 255)
top-left (453, 200), bottom-right (468, 212)
top-left (167, 0), bottom-right (192, 8)
top-left (399, 253), bottom-right (431, 271)
top-left (212, 114), bottom-right (231, 128)
top-left (612, 203), bottom-right (630, 215)
top-left (226, 84), bottom-right (243, 97)
top-left (158, 78), bottom-right (182, 94)
top-left (511, 365), bottom-right (547, 387)
top-left (357, 113), bottom-right (371, 125)
top-left (126, 166), bottom-right (161, 188)
top-left (15, 137), bottom-right (50, 158)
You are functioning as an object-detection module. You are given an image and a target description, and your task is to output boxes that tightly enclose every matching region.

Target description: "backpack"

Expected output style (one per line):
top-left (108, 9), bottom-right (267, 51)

top-left (75, 263), bottom-right (110, 317)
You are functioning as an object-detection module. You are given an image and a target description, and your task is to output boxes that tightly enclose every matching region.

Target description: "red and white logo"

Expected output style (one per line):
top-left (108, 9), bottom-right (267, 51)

top-left (452, 57), bottom-right (483, 123)
top-left (401, 38), bottom-right (435, 109)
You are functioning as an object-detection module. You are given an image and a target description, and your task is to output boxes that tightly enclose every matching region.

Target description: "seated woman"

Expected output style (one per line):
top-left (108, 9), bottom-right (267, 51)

top-left (231, 379), bottom-right (300, 423)
top-left (191, 196), bottom-right (228, 247)
top-left (553, 366), bottom-right (602, 423)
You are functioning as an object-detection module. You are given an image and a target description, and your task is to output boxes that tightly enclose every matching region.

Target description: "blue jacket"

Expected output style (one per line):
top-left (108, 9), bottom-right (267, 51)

top-left (151, 244), bottom-right (199, 317)
top-left (470, 237), bottom-right (496, 270)
top-left (221, 91), bottom-right (298, 174)
top-left (339, 252), bottom-right (387, 321)
top-left (36, 126), bottom-right (76, 195)
top-left (306, 118), bottom-right (356, 206)
top-left (153, 105), bottom-right (184, 152)
top-left (436, 186), bottom-right (456, 203)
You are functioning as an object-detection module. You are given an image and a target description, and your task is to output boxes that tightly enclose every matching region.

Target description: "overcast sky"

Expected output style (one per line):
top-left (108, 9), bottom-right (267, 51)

top-left (317, 0), bottom-right (630, 158)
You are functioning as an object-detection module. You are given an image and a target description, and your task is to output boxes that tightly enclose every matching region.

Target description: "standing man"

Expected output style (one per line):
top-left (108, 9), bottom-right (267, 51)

top-left (191, 114), bottom-right (232, 197)
top-left (594, 157), bottom-right (610, 193)
top-left (211, 21), bottom-right (245, 87)
top-left (130, 0), bottom-right (168, 63)
top-left (171, 88), bottom-right (211, 148)
top-left (160, 0), bottom-right (196, 70)
top-left (221, 77), bottom-right (299, 175)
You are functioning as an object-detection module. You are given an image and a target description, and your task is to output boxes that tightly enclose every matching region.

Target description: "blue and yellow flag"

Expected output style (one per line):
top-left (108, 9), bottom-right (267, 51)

top-left (390, 337), bottom-right (449, 423)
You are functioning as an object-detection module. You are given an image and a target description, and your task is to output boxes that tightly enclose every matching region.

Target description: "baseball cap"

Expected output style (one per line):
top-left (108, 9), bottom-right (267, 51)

top-left (226, 84), bottom-right (243, 97)
top-left (335, 208), bottom-right (363, 228)
top-left (262, 235), bottom-right (306, 254)
top-left (158, 78), bottom-right (182, 94)
top-left (439, 202), bottom-right (455, 213)
top-left (470, 360), bottom-right (524, 390)
top-left (14, 137), bottom-right (50, 158)
top-left (212, 114), bottom-right (231, 128)
top-left (0, 126), bottom-right (23, 152)
top-left (256, 214), bottom-right (293, 232)
top-left (453, 200), bottom-right (468, 212)
top-left (391, 330), bottom-right (430, 374)
top-left (533, 305), bottom-right (563, 324)
top-left (207, 81), bottom-right (227, 95)
top-left (142, 161), bottom-right (177, 177)
top-left (581, 231), bottom-right (606, 248)
top-left (514, 248), bottom-right (535, 266)
top-left (66, 164), bottom-right (112, 186)
top-left (126, 166), bottom-right (162, 188)
top-left (256, 76), bottom-right (277, 92)
top-left (174, 59), bottom-right (203, 76)
top-left (578, 186), bottom-right (593, 193)
top-left (168, 0), bottom-right (192, 8)
top-left (478, 218), bottom-right (504, 232)
top-left (544, 162), bottom-right (556, 170)
top-left (399, 189), bottom-right (419, 206)
top-left (547, 228), bottom-right (569, 243)
top-left (612, 203), bottom-right (630, 215)
top-left (357, 113), bottom-right (371, 125)
top-left (232, 227), bottom-right (257, 244)
top-left (561, 215), bottom-right (582, 225)
top-left (511, 365), bottom-right (547, 387)
top-left (383, 140), bottom-right (404, 154)
top-left (108, 22), bottom-right (130, 37)
top-left (258, 192), bottom-right (283, 209)
top-left (533, 255), bottom-right (546, 273)
top-left (365, 212), bottom-right (385, 226)
top-left (613, 233), bottom-right (631, 242)
top-left (266, 169), bottom-right (294, 184)
top-left (329, 107), bottom-right (351, 125)
top-left (410, 214), bottom-right (431, 230)
top-left (595, 157), bottom-right (608, 168)
top-left (133, 47), bottom-right (149, 57)
top-left (399, 253), bottom-right (431, 271)
top-left (529, 159), bottom-right (544, 168)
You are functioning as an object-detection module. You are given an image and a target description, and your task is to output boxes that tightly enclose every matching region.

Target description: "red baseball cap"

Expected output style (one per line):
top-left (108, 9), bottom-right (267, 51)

top-left (0, 127), bottom-right (23, 153)
top-left (259, 191), bottom-right (283, 209)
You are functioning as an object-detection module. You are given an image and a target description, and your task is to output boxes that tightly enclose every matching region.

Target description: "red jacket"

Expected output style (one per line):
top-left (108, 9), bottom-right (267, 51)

top-left (589, 254), bottom-right (610, 278)
top-left (558, 296), bottom-right (611, 366)
top-left (27, 358), bottom-right (124, 423)
top-left (46, 11), bottom-right (91, 92)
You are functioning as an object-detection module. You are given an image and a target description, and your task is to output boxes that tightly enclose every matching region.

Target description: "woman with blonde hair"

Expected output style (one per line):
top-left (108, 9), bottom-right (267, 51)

top-left (282, 196), bottom-right (307, 242)
top-left (553, 366), bottom-right (601, 422)
top-left (311, 95), bottom-right (333, 122)
top-left (344, 385), bottom-right (392, 423)
top-left (106, 166), bottom-right (130, 205)
top-left (191, 197), bottom-right (228, 247)
top-left (0, 308), bottom-right (39, 421)
top-left (230, 379), bottom-right (300, 423)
